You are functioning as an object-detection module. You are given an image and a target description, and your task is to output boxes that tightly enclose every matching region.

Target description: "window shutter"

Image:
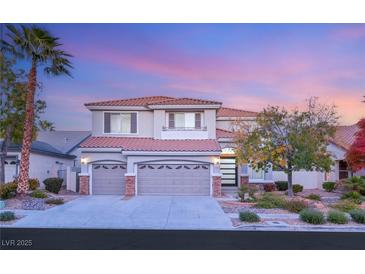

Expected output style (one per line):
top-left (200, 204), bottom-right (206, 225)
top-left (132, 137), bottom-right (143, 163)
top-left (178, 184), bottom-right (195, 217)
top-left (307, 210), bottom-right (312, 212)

top-left (195, 113), bottom-right (201, 128)
top-left (131, 113), bottom-right (137, 133)
top-left (168, 113), bottom-right (175, 128)
top-left (104, 113), bottom-right (111, 133)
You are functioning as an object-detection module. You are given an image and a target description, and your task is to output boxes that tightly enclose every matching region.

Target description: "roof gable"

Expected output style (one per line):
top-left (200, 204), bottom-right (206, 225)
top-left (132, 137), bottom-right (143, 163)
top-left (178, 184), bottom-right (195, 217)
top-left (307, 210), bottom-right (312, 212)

top-left (147, 97), bottom-right (222, 106)
top-left (85, 96), bottom-right (173, 107)
top-left (37, 130), bottom-right (91, 154)
top-left (217, 107), bottom-right (257, 118)
top-left (330, 124), bottom-right (359, 150)
top-left (216, 128), bottom-right (235, 138)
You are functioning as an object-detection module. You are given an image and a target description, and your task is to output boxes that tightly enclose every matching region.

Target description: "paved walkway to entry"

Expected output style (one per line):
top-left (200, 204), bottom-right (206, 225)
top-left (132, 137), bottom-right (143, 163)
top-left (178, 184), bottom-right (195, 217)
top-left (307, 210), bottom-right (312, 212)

top-left (2, 196), bottom-right (233, 230)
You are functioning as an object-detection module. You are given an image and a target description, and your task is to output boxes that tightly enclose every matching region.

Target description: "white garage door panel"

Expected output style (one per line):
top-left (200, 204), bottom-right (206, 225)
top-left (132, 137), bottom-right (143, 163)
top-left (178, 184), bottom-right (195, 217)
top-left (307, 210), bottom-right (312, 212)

top-left (138, 164), bottom-right (210, 196)
top-left (92, 164), bottom-right (126, 195)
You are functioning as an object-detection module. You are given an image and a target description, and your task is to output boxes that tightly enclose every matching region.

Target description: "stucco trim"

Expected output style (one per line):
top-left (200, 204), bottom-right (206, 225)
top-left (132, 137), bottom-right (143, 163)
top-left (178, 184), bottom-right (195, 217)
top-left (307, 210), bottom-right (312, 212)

top-left (135, 159), bottom-right (212, 165)
top-left (122, 151), bottom-right (221, 156)
top-left (89, 159), bottom-right (127, 164)
top-left (87, 106), bottom-right (148, 111)
top-left (148, 104), bottom-right (221, 110)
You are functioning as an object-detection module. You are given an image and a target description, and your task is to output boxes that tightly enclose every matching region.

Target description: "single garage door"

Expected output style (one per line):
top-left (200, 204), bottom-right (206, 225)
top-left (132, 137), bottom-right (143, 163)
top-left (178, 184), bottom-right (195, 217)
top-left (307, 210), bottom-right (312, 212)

top-left (137, 163), bottom-right (210, 196)
top-left (92, 163), bottom-right (127, 195)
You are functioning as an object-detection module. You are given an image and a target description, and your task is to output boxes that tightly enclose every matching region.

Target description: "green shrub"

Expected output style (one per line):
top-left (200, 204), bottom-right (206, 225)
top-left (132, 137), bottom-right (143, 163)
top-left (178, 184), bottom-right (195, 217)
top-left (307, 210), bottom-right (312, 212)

top-left (28, 178), bottom-right (40, 190)
top-left (45, 198), bottom-right (64, 205)
top-left (275, 181), bottom-right (288, 191)
top-left (0, 211), bottom-right (16, 221)
top-left (43, 177), bottom-right (63, 194)
top-left (30, 190), bottom-right (48, 199)
top-left (349, 209), bottom-right (365, 224)
top-left (332, 200), bottom-right (359, 212)
top-left (305, 194), bottom-right (321, 201)
top-left (239, 211), bottom-right (260, 223)
top-left (284, 199), bottom-right (308, 213)
top-left (322, 181), bottom-right (336, 192)
top-left (299, 209), bottom-right (325, 224)
top-left (345, 176), bottom-right (365, 195)
top-left (255, 193), bottom-right (286, 209)
top-left (0, 182), bottom-right (17, 199)
top-left (327, 210), bottom-right (348, 224)
top-left (263, 183), bottom-right (276, 192)
top-left (292, 184), bottom-right (303, 193)
top-left (341, 191), bottom-right (363, 204)
top-left (237, 184), bottom-right (258, 202)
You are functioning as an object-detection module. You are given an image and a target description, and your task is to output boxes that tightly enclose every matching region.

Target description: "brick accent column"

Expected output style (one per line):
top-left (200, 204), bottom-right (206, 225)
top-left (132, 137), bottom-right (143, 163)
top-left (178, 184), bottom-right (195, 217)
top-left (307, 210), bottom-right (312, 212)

top-left (240, 175), bottom-right (249, 186)
top-left (125, 175), bottom-right (136, 196)
top-left (79, 174), bottom-right (90, 195)
top-left (212, 176), bottom-right (222, 197)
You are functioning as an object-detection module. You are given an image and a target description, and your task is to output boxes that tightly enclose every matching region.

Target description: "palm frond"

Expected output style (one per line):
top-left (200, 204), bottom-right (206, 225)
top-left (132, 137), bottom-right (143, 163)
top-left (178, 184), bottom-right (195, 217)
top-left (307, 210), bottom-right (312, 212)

top-left (4, 24), bottom-right (73, 77)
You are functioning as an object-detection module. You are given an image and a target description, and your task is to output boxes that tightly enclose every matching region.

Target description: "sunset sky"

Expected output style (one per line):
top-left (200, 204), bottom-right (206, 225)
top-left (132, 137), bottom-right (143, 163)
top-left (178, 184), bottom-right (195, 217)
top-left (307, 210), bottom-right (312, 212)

top-left (27, 24), bottom-right (365, 130)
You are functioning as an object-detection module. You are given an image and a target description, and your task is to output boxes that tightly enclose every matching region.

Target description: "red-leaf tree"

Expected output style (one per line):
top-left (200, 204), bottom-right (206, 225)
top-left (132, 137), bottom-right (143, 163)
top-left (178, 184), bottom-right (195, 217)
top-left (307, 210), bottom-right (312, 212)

top-left (346, 118), bottom-right (365, 171)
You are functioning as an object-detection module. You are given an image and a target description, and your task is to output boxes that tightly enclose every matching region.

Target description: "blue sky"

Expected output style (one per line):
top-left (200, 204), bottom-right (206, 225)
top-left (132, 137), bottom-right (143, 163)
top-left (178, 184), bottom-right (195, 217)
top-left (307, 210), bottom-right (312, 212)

top-left (13, 23), bottom-right (365, 130)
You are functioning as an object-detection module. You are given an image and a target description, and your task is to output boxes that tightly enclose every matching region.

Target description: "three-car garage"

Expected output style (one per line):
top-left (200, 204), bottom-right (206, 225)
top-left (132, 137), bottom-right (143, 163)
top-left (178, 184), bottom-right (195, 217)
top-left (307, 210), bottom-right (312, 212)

top-left (90, 162), bottom-right (211, 196)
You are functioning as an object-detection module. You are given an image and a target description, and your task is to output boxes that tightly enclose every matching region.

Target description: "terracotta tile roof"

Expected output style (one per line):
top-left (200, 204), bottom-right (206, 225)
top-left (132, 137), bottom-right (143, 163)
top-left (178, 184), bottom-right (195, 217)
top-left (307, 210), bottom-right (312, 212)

top-left (85, 96), bottom-right (173, 107)
top-left (80, 136), bottom-right (221, 152)
top-left (216, 128), bottom-right (235, 138)
top-left (330, 124), bottom-right (359, 150)
top-left (217, 107), bottom-right (257, 117)
top-left (147, 97), bottom-right (222, 106)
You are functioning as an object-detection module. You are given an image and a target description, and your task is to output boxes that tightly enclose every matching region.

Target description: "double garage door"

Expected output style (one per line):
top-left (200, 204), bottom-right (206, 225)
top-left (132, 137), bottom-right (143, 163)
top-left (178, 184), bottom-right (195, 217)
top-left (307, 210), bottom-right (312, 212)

top-left (92, 163), bottom-right (211, 196)
top-left (137, 164), bottom-right (210, 196)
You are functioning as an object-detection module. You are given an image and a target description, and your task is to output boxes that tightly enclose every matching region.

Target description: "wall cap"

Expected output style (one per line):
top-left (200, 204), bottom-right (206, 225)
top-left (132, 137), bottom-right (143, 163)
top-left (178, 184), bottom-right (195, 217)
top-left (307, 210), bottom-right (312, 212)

top-left (212, 173), bottom-right (222, 177)
top-left (79, 173), bottom-right (90, 177)
top-left (125, 173), bottom-right (136, 176)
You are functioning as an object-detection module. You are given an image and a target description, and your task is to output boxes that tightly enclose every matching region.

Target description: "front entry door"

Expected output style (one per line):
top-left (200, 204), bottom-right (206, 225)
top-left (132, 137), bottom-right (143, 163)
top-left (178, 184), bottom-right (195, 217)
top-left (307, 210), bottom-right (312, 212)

top-left (220, 157), bottom-right (237, 186)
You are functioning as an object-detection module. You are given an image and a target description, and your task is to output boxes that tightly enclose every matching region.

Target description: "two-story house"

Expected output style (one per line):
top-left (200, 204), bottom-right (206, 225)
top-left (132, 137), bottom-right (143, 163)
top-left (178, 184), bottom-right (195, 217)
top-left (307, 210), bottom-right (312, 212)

top-left (78, 96), bottom-right (266, 197)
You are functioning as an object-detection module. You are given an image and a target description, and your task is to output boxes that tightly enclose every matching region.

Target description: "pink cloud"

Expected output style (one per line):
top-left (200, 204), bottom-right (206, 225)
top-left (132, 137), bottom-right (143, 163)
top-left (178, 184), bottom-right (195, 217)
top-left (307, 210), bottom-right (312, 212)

top-left (332, 25), bottom-right (365, 40)
top-left (66, 40), bottom-right (363, 125)
top-left (70, 44), bottom-right (314, 86)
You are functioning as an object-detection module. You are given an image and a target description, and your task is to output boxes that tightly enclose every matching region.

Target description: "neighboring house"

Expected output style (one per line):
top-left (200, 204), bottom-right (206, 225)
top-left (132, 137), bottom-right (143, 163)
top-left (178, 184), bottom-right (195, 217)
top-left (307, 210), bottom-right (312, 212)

top-left (2, 130), bottom-right (90, 185)
top-left (272, 124), bottom-right (362, 188)
top-left (78, 96), bottom-right (265, 197)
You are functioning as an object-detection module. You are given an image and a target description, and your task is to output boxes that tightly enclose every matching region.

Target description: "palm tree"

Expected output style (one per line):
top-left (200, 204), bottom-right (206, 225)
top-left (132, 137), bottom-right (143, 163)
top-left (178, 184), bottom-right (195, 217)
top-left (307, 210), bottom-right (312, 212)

top-left (1, 24), bottom-right (72, 194)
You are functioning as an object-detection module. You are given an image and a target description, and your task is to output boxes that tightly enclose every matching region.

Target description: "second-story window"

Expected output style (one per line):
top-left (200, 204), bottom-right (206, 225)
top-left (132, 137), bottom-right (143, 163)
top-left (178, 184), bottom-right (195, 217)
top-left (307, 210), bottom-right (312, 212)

top-left (167, 112), bottom-right (203, 129)
top-left (104, 112), bottom-right (137, 134)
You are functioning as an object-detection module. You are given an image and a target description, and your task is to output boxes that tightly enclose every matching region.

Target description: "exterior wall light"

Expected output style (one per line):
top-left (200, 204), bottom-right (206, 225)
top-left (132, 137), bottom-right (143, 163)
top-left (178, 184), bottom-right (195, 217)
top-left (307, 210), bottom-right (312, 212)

top-left (81, 157), bottom-right (88, 165)
top-left (213, 158), bottom-right (220, 165)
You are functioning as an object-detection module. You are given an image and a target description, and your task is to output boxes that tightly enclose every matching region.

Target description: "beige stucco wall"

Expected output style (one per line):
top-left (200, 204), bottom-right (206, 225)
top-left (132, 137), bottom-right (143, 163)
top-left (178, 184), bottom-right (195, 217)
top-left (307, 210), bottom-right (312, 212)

top-left (153, 109), bottom-right (165, 139)
top-left (205, 109), bottom-right (216, 139)
top-left (216, 119), bottom-right (256, 131)
top-left (216, 120), bottom-right (234, 131)
top-left (91, 110), bottom-right (154, 137)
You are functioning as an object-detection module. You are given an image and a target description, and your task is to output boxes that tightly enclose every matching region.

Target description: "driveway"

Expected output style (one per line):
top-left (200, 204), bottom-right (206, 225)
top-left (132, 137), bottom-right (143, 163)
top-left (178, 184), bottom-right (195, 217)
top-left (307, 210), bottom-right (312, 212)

top-left (3, 196), bottom-right (233, 230)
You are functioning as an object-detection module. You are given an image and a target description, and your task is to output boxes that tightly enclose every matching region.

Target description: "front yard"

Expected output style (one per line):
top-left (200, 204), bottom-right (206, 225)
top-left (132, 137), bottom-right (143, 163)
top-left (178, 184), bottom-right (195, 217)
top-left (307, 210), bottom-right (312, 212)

top-left (0, 178), bottom-right (80, 225)
top-left (219, 178), bottom-right (365, 231)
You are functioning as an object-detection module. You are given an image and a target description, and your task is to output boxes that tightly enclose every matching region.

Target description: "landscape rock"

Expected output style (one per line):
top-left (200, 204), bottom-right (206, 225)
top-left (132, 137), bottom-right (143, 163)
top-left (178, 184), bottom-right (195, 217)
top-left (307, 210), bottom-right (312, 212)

top-left (22, 198), bottom-right (46, 210)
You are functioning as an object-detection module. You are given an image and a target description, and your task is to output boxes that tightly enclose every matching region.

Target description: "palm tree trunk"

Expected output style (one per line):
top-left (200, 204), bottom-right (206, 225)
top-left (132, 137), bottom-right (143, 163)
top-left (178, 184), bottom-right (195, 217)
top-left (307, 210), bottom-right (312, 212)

top-left (17, 62), bottom-right (37, 194)
top-left (0, 126), bottom-right (12, 184)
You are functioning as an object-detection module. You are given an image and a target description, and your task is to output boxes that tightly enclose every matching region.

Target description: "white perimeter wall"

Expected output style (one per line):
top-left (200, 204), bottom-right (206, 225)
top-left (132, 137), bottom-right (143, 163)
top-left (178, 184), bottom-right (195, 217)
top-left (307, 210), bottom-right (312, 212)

top-left (273, 170), bottom-right (325, 189)
top-left (4, 152), bottom-right (75, 187)
top-left (28, 154), bottom-right (74, 187)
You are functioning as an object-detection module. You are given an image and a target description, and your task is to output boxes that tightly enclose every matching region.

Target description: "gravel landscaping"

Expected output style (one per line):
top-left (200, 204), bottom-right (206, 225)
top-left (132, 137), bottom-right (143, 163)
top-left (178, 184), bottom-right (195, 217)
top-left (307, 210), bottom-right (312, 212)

top-left (220, 187), bottom-right (365, 230)
top-left (1, 189), bottom-right (79, 210)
